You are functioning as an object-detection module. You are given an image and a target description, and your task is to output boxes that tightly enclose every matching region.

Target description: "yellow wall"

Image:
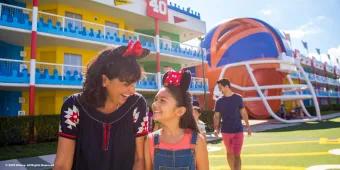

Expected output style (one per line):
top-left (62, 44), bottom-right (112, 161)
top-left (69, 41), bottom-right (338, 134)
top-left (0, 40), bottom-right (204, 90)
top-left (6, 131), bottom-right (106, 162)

top-left (55, 4), bottom-right (125, 30)
top-left (283, 79), bottom-right (301, 111)
top-left (22, 90), bottom-right (79, 115)
top-left (21, 2), bottom-right (133, 115)
top-left (56, 46), bottom-right (98, 66)
top-left (27, 3), bottom-right (128, 35)
top-left (23, 47), bottom-right (56, 61)
top-left (22, 45), bottom-right (99, 114)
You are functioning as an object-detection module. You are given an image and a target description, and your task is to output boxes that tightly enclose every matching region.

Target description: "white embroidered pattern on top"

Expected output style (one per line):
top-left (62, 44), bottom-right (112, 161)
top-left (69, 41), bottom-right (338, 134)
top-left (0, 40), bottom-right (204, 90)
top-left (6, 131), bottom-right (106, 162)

top-left (137, 116), bottom-right (148, 134)
top-left (64, 105), bottom-right (80, 130)
top-left (132, 107), bottom-right (140, 123)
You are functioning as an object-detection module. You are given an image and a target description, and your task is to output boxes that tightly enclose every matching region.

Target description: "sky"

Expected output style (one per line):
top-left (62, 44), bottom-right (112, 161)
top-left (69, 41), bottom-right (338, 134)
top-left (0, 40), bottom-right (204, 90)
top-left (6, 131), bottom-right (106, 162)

top-left (171, 0), bottom-right (340, 65)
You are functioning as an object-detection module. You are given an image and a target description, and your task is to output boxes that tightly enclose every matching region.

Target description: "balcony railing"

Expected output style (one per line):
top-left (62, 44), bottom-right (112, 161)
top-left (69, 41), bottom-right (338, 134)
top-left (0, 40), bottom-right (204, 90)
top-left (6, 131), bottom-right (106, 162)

top-left (0, 3), bottom-right (32, 30)
top-left (0, 58), bottom-right (208, 92)
top-left (290, 72), bottom-right (340, 86)
top-left (168, 2), bottom-right (200, 19)
top-left (0, 3), bottom-right (204, 61)
top-left (283, 89), bottom-right (340, 98)
top-left (159, 38), bottom-right (205, 60)
top-left (300, 55), bottom-right (340, 75)
top-left (35, 61), bottom-right (85, 85)
top-left (0, 58), bottom-right (29, 83)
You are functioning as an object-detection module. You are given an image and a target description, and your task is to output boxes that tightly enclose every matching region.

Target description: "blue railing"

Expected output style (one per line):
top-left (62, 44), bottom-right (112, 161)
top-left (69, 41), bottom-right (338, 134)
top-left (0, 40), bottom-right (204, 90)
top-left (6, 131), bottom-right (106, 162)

top-left (283, 89), bottom-right (340, 98)
top-left (0, 58), bottom-right (208, 92)
top-left (0, 3), bottom-right (204, 61)
top-left (159, 38), bottom-right (205, 60)
top-left (168, 2), bottom-right (200, 19)
top-left (290, 72), bottom-right (340, 85)
top-left (0, 58), bottom-right (29, 83)
top-left (0, 3), bottom-right (32, 29)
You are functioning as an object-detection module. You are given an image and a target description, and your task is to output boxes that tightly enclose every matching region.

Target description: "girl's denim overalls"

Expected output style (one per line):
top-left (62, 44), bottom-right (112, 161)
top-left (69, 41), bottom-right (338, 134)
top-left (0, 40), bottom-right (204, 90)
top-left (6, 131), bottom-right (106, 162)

top-left (153, 132), bottom-right (197, 170)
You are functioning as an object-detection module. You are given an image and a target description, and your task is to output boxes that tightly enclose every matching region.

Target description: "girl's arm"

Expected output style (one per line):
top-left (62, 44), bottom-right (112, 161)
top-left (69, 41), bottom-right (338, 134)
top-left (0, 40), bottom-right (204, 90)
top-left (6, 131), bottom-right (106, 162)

top-left (144, 137), bottom-right (152, 170)
top-left (133, 136), bottom-right (145, 170)
top-left (53, 137), bottom-right (76, 170)
top-left (195, 133), bottom-right (209, 170)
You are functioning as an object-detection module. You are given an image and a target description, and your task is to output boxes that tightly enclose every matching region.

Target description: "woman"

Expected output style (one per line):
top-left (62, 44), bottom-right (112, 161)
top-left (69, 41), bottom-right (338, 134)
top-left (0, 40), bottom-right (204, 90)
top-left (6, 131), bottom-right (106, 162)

top-left (54, 41), bottom-right (150, 170)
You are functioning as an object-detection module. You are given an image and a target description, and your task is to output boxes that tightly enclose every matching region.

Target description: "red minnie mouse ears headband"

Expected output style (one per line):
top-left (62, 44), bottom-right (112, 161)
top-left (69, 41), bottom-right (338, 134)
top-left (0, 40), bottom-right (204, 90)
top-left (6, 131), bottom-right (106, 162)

top-left (122, 40), bottom-right (150, 59)
top-left (162, 69), bottom-right (192, 91)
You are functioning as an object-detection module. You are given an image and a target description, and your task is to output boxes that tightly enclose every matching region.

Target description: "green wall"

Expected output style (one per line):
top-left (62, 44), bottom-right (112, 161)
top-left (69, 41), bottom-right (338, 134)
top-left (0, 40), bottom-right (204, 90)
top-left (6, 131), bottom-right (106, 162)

top-left (140, 61), bottom-right (181, 73)
top-left (136, 29), bottom-right (180, 42)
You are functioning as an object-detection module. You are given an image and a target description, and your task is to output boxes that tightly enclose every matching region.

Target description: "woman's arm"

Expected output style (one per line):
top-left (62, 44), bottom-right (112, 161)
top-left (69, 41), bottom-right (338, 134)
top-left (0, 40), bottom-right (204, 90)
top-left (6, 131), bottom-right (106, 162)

top-left (195, 134), bottom-right (209, 170)
top-left (53, 137), bottom-right (76, 170)
top-left (144, 137), bottom-right (152, 170)
top-left (133, 136), bottom-right (145, 170)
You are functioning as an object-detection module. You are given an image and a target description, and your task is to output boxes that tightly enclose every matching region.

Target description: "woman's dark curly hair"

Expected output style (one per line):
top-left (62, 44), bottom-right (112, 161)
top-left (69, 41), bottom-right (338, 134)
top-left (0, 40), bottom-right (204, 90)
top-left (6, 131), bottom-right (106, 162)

top-left (80, 45), bottom-right (149, 108)
top-left (162, 70), bottom-right (199, 133)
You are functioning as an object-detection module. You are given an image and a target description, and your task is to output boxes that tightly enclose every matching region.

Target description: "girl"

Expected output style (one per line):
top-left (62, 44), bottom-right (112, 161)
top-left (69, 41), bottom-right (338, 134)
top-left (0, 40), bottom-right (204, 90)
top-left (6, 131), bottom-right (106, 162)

top-left (144, 69), bottom-right (209, 170)
top-left (54, 40), bottom-right (150, 170)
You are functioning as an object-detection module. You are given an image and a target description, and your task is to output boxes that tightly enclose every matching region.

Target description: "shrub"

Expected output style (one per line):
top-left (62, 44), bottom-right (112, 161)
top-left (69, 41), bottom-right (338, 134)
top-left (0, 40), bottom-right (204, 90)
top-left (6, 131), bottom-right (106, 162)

top-left (35, 115), bottom-right (59, 142)
top-left (0, 116), bottom-right (32, 146)
top-left (0, 115), bottom-right (59, 146)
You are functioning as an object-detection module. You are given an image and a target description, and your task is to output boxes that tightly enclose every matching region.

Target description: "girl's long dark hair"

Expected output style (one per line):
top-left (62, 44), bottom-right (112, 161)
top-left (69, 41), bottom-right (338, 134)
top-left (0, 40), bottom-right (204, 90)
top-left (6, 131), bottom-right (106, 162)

top-left (80, 46), bottom-right (149, 108)
top-left (162, 70), bottom-right (199, 133)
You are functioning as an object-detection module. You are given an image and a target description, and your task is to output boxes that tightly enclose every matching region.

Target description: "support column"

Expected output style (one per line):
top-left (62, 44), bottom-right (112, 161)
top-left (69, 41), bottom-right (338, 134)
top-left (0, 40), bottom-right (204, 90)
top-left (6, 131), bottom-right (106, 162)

top-left (324, 63), bottom-right (331, 105)
top-left (335, 66), bottom-right (339, 104)
top-left (29, 0), bottom-right (38, 116)
top-left (201, 48), bottom-right (208, 110)
top-left (311, 57), bottom-right (319, 106)
top-left (155, 18), bottom-right (161, 89)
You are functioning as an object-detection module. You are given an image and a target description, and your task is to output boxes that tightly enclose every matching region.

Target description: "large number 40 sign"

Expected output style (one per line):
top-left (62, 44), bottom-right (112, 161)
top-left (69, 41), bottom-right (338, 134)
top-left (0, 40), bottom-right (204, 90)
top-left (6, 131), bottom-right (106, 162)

top-left (146, 0), bottom-right (168, 21)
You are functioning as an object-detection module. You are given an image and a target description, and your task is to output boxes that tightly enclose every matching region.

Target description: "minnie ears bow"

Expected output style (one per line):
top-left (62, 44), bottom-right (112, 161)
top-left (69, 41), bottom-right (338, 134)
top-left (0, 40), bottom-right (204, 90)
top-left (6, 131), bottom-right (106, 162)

top-left (164, 70), bottom-right (184, 87)
top-left (163, 69), bottom-right (192, 91)
top-left (122, 40), bottom-right (150, 58)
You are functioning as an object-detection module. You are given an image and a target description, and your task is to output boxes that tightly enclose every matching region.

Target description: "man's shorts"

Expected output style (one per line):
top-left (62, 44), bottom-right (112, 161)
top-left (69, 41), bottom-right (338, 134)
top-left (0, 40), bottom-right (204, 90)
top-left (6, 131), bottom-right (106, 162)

top-left (222, 132), bottom-right (244, 155)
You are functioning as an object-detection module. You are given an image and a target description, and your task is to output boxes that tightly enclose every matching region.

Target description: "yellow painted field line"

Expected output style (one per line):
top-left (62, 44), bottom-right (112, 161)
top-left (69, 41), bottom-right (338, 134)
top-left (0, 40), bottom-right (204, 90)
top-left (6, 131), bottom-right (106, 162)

top-left (319, 138), bottom-right (340, 144)
top-left (211, 165), bottom-right (305, 170)
top-left (244, 138), bottom-right (340, 147)
top-left (209, 151), bottom-right (328, 158)
top-left (244, 140), bottom-right (318, 147)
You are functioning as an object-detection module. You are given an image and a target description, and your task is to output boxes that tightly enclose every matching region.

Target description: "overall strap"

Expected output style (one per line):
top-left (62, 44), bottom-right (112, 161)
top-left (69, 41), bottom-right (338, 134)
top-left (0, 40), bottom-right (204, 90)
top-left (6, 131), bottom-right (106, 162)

top-left (190, 131), bottom-right (198, 144)
top-left (190, 131), bottom-right (198, 150)
top-left (153, 132), bottom-right (160, 148)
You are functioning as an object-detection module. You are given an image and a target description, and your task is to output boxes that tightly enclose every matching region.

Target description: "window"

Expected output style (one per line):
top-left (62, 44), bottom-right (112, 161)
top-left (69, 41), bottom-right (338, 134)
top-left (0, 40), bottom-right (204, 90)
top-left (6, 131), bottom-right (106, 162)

top-left (64, 53), bottom-right (82, 75)
top-left (105, 21), bottom-right (119, 37)
top-left (65, 12), bottom-right (82, 30)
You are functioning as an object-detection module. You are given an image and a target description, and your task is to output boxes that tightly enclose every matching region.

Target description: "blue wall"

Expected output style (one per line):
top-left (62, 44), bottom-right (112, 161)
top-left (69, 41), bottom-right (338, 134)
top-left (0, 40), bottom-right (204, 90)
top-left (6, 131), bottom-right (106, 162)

top-left (0, 91), bottom-right (21, 116)
top-left (0, 0), bottom-right (26, 7)
top-left (0, 41), bottom-right (23, 60)
top-left (0, 41), bottom-right (23, 116)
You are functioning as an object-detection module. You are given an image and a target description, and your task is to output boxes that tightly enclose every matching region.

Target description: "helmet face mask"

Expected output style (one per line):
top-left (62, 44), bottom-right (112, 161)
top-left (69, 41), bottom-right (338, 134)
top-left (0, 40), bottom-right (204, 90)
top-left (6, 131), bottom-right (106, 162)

top-left (212, 56), bottom-right (321, 123)
top-left (201, 18), bottom-right (321, 123)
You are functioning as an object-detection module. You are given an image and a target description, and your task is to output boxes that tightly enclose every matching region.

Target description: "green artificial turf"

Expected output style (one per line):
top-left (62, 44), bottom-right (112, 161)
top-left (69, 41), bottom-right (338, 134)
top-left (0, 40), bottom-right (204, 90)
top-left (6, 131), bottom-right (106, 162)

top-left (208, 117), bottom-right (340, 170)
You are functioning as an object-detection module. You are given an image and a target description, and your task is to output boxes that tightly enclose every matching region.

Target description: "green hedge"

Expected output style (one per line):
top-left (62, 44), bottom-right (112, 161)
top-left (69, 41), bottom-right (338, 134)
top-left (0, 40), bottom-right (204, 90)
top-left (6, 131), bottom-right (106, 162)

top-left (305, 104), bottom-right (340, 115)
top-left (35, 115), bottom-right (60, 143)
top-left (0, 115), bottom-right (59, 146)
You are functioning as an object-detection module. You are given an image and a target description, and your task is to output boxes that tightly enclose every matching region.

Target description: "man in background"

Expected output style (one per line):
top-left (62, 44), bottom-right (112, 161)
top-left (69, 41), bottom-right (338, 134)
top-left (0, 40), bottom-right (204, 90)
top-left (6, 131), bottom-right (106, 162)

top-left (213, 78), bottom-right (252, 170)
